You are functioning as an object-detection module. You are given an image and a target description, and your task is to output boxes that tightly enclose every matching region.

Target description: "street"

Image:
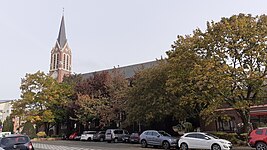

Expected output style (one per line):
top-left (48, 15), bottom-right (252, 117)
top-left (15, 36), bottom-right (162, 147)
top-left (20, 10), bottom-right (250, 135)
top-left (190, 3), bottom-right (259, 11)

top-left (33, 140), bottom-right (153, 150)
top-left (32, 140), bottom-right (255, 150)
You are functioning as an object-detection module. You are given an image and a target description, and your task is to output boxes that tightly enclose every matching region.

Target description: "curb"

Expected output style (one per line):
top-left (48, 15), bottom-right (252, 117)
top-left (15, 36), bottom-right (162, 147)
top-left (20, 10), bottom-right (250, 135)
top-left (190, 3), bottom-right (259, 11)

top-left (233, 147), bottom-right (254, 150)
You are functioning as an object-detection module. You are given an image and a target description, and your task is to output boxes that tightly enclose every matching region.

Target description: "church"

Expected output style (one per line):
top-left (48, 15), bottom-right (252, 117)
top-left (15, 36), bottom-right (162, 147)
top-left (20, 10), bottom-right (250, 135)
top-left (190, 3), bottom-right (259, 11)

top-left (50, 15), bottom-right (267, 133)
top-left (48, 15), bottom-right (159, 133)
top-left (49, 15), bottom-right (157, 83)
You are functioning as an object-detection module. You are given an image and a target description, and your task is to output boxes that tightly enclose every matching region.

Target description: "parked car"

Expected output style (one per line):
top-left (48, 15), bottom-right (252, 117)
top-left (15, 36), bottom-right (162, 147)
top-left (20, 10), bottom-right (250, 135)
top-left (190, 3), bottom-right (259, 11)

top-left (0, 134), bottom-right (34, 150)
top-left (80, 131), bottom-right (97, 141)
top-left (130, 132), bottom-right (140, 143)
top-left (178, 132), bottom-right (232, 150)
top-left (68, 131), bottom-right (78, 140)
top-left (105, 129), bottom-right (130, 143)
top-left (139, 130), bottom-right (178, 149)
top-left (74, 133), bottom-right (81, 141)
top-left (93, 131), bottom-right (105, 142)
top-left (0, 132), bottom-right (11, 138)
top-left (248, 127), bottom-right (267, 149)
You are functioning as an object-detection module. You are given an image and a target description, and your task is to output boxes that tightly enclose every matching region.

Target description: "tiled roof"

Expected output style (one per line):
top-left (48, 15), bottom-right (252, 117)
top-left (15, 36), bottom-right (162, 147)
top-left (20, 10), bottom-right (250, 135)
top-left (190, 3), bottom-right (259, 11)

top-left (82, 60), bottom-right (159, 79)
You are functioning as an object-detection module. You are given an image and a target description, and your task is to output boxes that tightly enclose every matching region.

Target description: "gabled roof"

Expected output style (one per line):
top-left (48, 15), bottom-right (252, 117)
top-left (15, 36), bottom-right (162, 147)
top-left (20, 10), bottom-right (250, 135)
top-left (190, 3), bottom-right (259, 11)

top-left (82, 60), bottom-right (159, 79)
top-left (57, 15), bottom-right (67, 48)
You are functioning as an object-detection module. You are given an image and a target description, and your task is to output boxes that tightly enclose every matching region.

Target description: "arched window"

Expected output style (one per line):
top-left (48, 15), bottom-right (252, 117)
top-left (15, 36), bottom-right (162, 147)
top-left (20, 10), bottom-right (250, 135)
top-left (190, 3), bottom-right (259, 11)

top-left (56, 53), bottom-right (59, 69)
top-left (63, 54), bottom-right (66, 69)
top-left (66, 55), bottom-right (69, 71)
top-left (53, 54), bottom-right (57, 69)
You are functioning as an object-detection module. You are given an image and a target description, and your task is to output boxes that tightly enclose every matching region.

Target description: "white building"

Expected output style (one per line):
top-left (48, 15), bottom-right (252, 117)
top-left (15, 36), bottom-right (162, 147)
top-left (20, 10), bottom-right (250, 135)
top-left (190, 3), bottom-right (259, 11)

top-left (0, 100), bottom-right (12, 123)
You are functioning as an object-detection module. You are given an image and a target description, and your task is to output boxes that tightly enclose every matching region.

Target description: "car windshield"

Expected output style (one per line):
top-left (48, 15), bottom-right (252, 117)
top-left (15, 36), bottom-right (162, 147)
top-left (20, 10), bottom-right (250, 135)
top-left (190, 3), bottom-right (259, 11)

top-left (131, 133), bottom-right (139, 136)
top-left (205, 133), bottom-right (219, 139)
top-left (1, 136), bottom-right (30, 146)
top-left (114, 130), bottom-right (123, 134)
top-left (158, 131), bottom-right (171, 137)
top-left (83, 131), bottom-right (96, 134)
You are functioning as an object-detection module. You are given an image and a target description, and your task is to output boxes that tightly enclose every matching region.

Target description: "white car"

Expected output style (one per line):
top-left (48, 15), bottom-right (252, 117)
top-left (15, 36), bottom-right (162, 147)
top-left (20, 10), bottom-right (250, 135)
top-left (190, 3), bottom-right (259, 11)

top-left (178, 132), bottom-right (232, 150)
top-left (80, 131), bottom-right (96, 141)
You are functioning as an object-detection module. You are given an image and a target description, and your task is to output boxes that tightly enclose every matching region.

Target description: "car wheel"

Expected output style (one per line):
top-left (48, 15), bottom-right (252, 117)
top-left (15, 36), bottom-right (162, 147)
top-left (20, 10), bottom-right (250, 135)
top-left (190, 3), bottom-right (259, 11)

top-left (180, 143), bottom-right (188, 150)
top-left (162, 141), bottom-right (170, 150)
top-left (211, 144), bottom-right (221, 150)
top-left (256, 142), bottom-right (267, 150)
top-left (114, 138), bottom-right (118, 143)
top-left (141, 140), bottom-right (147, 148)
top-left (100, 137), bottom-right (104, 142)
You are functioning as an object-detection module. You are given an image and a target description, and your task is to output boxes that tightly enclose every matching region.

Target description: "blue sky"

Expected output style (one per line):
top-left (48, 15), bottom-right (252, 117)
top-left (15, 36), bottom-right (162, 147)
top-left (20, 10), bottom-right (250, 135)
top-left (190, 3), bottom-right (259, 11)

top-left (1, 0), bottom-right (267, 99)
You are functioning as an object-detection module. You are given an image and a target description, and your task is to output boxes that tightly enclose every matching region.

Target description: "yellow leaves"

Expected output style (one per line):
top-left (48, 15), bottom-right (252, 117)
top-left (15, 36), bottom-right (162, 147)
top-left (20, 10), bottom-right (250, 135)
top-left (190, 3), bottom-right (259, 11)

top-left (12, 71), bottom-right (73, 125)
top-left (75, 94), bottom-right (103, 115)
top-left (234, 101), bottom-right (251, 110)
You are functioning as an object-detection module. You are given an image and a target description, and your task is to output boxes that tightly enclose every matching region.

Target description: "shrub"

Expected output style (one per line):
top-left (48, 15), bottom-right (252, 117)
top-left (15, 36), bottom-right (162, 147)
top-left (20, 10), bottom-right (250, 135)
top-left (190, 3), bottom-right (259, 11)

top-left (210, 132), bottom-right (248, 146)
top-left (37, 131), bottom-right (47, 138)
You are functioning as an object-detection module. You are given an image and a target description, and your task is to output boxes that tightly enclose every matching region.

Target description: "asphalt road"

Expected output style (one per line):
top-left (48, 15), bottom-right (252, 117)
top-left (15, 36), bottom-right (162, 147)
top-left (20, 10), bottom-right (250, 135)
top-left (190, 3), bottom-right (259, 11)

top-left (32, 140), bottom-right (255, 150)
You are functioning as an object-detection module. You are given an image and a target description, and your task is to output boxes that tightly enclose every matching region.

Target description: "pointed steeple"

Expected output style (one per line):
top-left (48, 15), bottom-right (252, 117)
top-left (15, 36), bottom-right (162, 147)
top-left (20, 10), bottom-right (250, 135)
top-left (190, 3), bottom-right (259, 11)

top-left (57, 15), bottom-right (67, 48)
top-left (50, 12), bottom-right (72, 83)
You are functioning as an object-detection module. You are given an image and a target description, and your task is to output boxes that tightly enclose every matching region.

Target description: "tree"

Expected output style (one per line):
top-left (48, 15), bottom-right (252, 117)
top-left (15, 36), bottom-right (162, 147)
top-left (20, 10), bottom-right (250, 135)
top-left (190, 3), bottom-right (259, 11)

top-left (12, 71), bottom-right (73, 134)
top-left (64, 70), bottom-right (128, 129)
top-left (167, 14), bottom-right (267, 132)
top-left (21, 121), bottom-right (36, 138)
top-left (100, 68), bottom-right (129, 127)
top-left (125, 61), bottom-right (184, 127)
top-left (2, 116), bottom-right (14, 133)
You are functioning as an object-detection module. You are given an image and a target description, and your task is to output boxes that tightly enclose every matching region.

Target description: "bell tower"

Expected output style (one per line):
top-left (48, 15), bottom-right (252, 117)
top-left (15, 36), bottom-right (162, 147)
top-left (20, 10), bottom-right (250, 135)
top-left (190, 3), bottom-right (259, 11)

top-left (49, 14), bottom-right (72, 82)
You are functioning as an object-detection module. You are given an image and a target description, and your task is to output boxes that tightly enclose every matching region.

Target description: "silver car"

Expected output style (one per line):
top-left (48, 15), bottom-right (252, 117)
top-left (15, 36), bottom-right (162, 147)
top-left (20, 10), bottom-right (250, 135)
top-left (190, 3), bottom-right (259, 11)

top-left (105, 129), bottom-right (130, 143)
top-left (139, 130), bottom-right (178, 149)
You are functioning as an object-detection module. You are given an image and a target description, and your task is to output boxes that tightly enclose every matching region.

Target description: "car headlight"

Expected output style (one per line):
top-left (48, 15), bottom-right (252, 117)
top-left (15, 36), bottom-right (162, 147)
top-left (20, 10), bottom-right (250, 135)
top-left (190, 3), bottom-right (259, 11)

top-left (168, 139), bottom-right (176, 142)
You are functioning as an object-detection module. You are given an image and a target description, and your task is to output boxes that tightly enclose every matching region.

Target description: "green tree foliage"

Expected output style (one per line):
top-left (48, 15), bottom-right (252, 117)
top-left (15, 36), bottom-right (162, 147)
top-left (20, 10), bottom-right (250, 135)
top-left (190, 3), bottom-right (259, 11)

top-left (21, 121), bottom-right (36, 138)
top-left (12, 71), bottom-right (73, 134)
top-left (125, 61), bottom-right (184, 125)
top-left (62, 74), bottom-right (83, 122)
top-left (2, 116), bottom-right (14, 133)
top-left (167, 14), bottom-right (267, 132)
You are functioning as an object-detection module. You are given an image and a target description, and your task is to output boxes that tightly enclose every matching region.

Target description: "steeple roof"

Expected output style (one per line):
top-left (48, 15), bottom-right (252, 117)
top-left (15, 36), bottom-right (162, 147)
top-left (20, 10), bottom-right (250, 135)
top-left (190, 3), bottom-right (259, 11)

top-left (57, 15), bottom-right (67, 48)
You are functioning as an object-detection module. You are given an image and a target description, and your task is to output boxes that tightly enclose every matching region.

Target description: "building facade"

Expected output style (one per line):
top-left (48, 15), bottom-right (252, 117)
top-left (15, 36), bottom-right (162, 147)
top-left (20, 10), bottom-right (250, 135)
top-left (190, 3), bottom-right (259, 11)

top-left (49, 15), bottom-right (72, 82)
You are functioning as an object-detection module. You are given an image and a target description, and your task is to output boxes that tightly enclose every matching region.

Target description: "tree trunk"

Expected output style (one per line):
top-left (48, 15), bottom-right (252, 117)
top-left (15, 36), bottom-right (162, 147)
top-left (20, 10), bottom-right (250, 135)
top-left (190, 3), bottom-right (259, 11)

top-left (236, 108), bottom-right (252, 141)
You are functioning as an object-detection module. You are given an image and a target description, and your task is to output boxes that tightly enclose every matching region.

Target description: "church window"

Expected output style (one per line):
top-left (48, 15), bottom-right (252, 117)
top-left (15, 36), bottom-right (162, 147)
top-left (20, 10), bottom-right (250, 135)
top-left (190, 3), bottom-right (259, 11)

top-left (66, 55), bottom-right (69, 70)
top-left (63, 54), bottom-right (66, 69)
top-left (53, 54), bottom-right (56, 69)
top-left (57, 54), bottom-right (59, 68)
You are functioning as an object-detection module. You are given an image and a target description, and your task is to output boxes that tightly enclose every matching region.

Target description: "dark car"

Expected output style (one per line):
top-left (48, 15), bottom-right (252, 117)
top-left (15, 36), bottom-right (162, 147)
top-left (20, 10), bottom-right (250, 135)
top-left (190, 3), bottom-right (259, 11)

top-left (0, 134), bottom-right (34, 150)
top-left (93, 131), bottom-right (105, 142)
top-left (130, 133), bottom-right (140, 143)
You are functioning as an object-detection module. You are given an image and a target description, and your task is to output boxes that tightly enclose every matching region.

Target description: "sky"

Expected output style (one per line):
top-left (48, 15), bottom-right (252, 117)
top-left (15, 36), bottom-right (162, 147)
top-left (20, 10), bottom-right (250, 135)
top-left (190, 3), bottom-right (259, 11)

top-left (1, 0), bottom-right (267, 100)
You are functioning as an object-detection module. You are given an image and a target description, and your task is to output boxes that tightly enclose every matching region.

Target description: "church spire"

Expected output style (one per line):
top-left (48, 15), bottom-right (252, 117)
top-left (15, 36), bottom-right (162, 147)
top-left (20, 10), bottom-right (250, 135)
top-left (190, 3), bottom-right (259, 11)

top-left (57, 14), bottom-right (67, 48)
top-left (50, 13), bottom-right (72, 83)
